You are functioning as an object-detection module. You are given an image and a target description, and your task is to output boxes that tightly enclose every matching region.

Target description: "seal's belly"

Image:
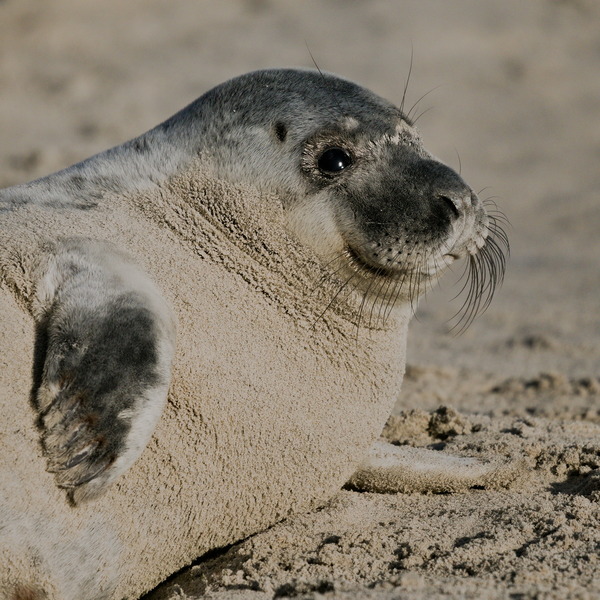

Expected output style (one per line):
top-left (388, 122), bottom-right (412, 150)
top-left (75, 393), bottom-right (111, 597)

top-left (83, 201), bottom-right (405, 595)
top-left (0, 198), bottom-right (406, 599)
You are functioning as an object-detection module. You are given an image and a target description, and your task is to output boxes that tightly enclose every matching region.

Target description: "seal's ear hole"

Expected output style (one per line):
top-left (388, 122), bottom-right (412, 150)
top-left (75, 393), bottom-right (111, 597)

top-left (274, 122), bottom-right (288, 142)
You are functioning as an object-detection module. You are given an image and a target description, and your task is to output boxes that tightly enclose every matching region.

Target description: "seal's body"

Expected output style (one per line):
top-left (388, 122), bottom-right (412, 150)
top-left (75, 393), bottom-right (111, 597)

top-left (0, 70), bottom-right (501, 599)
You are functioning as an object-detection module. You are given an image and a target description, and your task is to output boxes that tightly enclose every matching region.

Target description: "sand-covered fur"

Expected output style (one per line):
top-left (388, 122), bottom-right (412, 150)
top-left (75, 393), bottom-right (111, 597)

top-left (0, 158), bottom-right (414, 597)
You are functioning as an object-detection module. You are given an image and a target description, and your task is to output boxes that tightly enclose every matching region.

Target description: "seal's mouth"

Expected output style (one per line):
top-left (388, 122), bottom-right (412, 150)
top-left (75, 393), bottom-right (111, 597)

top-left (345, 244), bottom-right (451, 281)
top-left (345, 245), bottom-right (398, 278)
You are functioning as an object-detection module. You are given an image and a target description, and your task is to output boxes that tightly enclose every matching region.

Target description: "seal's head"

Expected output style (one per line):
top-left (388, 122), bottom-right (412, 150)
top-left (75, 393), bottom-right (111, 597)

top-left (180, 69), bottom-right (506, 328)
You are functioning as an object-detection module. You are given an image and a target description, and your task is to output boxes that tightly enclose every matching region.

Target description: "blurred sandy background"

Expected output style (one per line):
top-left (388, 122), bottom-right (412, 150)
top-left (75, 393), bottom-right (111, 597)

top-left (1, 1), bottom-right (599, 598)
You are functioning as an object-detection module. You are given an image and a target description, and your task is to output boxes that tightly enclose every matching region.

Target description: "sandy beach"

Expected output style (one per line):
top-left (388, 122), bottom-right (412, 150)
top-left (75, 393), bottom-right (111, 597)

top-left (1, 1), bottom-right (599, 598)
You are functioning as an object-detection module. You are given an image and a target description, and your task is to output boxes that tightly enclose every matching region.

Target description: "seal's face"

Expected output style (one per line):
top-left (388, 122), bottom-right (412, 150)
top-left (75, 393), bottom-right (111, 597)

top-left (201, 69), bottom-right (506, 328)
top-left (292, 117), bottom-right (489, 299)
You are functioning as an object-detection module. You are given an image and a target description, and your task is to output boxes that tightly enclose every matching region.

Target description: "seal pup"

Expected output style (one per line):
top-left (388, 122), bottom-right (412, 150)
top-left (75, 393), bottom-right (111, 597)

top-left (0, 69), bottom-right (508, 599)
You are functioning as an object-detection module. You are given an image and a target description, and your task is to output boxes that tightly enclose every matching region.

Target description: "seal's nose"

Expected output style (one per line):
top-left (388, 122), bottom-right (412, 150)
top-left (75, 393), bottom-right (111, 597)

top-left (436, 189), bottom-right (475, 221)
top-left (402, 157), bottom-right (473, 224)
top-left (439, 195), bottom-right (462, 219)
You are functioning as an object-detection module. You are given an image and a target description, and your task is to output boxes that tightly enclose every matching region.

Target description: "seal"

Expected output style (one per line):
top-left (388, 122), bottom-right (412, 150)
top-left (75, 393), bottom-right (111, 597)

top-left (0, 69), bottom-right (508, 599)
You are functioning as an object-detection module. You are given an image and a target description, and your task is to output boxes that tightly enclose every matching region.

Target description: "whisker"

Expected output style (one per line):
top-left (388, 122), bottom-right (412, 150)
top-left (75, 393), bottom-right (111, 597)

top-left (372, 248), bottom-right (405, 323)
top-left (382, 242), bottom-right (423, 325)
top-left (447, 213), bottom-right (508, 334)
top-left (407, 86), bottom-right (442, 122)
top-left (309, 251), bottom-right (352, 295)
top-left (400, 45), bottom-right (414, 117)
top-left (483, 199), bottom-right (512, 230)
top-left (312, 271), bottom-right (359, 329)
top-left (355, 262), bottom-right (387, 339)
top-left (455, 148), bottom-right (462, 176)
top-left (304, 44), bottom-right (345, 120)
top-left (376, 244), bottom-right (413, 326)
top-left (449, 257), bottom-right (480, 334)
top-left (411, 106), bottom-right (434, 125)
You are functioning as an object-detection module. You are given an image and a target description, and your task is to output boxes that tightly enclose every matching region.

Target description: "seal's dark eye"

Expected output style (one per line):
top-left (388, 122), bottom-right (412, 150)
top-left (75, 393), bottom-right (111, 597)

top-left (318, 148), bottom-right (353, 174)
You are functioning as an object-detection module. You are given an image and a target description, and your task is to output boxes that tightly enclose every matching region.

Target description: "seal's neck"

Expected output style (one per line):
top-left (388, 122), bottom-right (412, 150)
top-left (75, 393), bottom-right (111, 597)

top-left (131, 163), bottom-right (411, 340)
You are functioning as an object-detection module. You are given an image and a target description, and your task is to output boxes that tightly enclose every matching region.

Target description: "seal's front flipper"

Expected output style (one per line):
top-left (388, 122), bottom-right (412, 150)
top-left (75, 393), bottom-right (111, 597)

top-left (33, 239), bottom-right (175, 503)
top-left (347, 440), bottom-right (526, 494)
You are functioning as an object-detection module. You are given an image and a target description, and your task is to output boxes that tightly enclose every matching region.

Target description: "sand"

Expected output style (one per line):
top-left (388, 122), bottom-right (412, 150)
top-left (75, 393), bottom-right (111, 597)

top-left (1, 0), bottom-right (599, 598)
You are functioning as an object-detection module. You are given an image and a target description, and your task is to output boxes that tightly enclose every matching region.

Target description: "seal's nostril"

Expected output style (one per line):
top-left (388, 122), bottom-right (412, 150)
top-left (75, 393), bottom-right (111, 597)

top-left (440, 195), bottom-right (461, 219)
